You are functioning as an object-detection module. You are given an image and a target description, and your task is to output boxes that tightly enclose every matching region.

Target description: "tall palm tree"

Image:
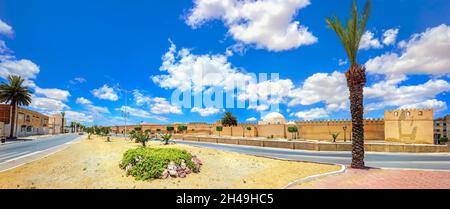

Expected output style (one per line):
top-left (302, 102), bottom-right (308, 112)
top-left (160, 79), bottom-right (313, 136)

top-left (221, 112), bottom-right (238, 127)
top-left (326, 0), bottom-right (371, 169)
top-left (0, 75), bottom-right (32, 140)
top-left (61, 111), bottom-right (65, 134)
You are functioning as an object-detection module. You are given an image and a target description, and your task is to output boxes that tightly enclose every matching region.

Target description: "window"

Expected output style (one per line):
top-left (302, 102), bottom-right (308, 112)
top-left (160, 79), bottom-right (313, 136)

top-left (406, 112), bottom-right (411, 116)
top-left (25, 115), bottom-right (30, 122)
top-left (26, 126), bottom-right (32, 132)
top-left (418, 111), bottom-right (423, 116)
top-left (394, 112), bottom-right (398, 116)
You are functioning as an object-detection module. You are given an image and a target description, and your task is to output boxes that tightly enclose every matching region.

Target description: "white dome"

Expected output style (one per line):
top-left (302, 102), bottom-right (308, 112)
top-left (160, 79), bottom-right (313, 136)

top-left (286, 121), bottom-right (296, 125)
top-left (264, 112), bottom-right (285, 121)
top-left (259, 112), bottom-right (286, 125)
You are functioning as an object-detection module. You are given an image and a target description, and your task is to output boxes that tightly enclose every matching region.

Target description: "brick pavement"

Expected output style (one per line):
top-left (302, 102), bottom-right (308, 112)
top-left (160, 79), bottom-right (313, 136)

top-left (294, 168), bottom-right (450, 189)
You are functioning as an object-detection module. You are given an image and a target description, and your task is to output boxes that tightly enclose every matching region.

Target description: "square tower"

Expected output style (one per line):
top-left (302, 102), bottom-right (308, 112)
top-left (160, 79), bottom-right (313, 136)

top-left (384, 109), bottom-right (434, 144)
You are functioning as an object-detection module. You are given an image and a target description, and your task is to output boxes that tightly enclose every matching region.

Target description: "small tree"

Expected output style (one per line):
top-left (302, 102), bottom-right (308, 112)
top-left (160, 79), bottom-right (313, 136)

top-left (246, 126), bottom-right (252, 137)
top-left (100, 127), bottom-right (111, 142)
top-left (221, 112), bottom-right (238, 127)
top-left (440, 136), bottom-right (449, 145)
top-left (330, 132), bottom-right (340, 143)
top-left (133, 131), bottom-right (150, 147)
top-left (161, 134), bottom-right (172, 145)
top-left (216, 126), bottom-right (223, 136)
top-left (287, 126), bottom-right (298, 140)
top-left (94, 126), bottom-right (101, 135)
top-left (86, 127), bottom-right (94, 139)
top-left (177, 125), bottom-right (188, 134)
top-left (166, 126), bottom-right (174, 134)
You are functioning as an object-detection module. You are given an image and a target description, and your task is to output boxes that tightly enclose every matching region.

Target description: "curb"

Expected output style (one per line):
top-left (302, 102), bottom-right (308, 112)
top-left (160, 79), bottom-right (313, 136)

top-left (282, 164), bottom-right (346, 189)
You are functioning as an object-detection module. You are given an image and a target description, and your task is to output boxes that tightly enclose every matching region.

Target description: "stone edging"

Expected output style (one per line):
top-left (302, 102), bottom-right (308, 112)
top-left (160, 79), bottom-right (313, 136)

top-left (182, 136), bottom-right (448, 153)
top-left (282, 164), bottom-right (347, 189)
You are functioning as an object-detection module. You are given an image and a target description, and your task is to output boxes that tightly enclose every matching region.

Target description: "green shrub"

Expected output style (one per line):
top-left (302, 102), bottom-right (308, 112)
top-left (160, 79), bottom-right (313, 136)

top-left (440, 136), bottom-right (449, 144)
top-left (166, 126), bottom-right (174, 133)
top-left (120, 147), bottom-right (196, 180)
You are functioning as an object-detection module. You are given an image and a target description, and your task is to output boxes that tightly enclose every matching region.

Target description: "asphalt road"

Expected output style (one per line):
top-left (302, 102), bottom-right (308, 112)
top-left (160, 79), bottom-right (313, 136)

top-left (0, 134), bottom-right (81, 165)
top-left (176, 140), bottom-right (450, 171)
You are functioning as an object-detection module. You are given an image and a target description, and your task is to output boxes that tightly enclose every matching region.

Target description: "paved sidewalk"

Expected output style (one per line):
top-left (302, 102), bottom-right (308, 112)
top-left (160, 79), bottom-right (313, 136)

top-left (294, 168), bottom-right (450, 189)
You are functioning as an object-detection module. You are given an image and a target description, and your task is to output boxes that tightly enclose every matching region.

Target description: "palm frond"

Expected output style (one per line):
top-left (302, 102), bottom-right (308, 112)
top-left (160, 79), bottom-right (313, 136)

top-left (326, 0), bottom-right (372, 66)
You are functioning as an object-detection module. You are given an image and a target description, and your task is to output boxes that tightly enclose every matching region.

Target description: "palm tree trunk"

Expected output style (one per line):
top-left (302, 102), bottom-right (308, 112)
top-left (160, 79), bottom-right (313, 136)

top-left (9, 103), bottom-right (17, 139)
top-left (346, 64), bottom-right (366, 169)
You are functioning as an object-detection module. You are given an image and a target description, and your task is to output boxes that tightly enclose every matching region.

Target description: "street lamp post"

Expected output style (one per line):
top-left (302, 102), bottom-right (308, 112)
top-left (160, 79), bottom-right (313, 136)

top-left (343, 125), bottom-right (347, 142)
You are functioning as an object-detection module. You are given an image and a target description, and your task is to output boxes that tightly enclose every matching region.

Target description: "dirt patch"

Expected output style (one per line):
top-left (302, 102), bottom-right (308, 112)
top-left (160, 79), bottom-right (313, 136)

top-left (0, 136), bottom-right (340, 189)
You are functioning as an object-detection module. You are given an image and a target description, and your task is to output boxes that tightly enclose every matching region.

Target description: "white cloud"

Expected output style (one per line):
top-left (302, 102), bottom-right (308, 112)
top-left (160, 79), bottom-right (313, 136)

top-left (116, 106), bottom-right (167, 121)
top-left (248, 104), bottom-right (270, 112)
top-left (86, 105), bottom-right (110, 114)
top-left (238, 79), bottom-right (294, 107)
top-left (289, 71), bottom-right (348, 111)
top-left (75, 97), bottom-right (109, 114)
top-left (246, 117), bottom-right (257, 122)
top-left (30, 97), bottom-right (69, 112)
top-left (64, 111), bottom-right (94, 123)
top-left (359, 31), bottom-right (383, 50)
top-left (69, 77), bottom-right (87, 85)
top-left (382, 28), bottom-right (399, 46)
top-left (133, 90), bottom-right (152, 106)
top-left (186, 0), bottom-right (317, 51)
top-left (34, 87), bottom-right (71, 101)
top-left (132, 90), bottom-right (182, 115)
top-left (0, 19), bottom-right (13, 36)
top-left (0, 40), bottom-right (11, 54)
top-left (293, 108), bottom-right (329, 120)
top-left (191, 107), bottom-right (222, 116)
top-left (400, 99), bottom-right (447, 112)
top-left (116, 106), bottom-right (152, 118)
top-left (365, 78), bottom-right (450, 112)
top-left (153, 41), bottom-right (252, 92)
top-left (91, 84), bottom-right (119, 101)
top-left (150, 97), bottom-right (183, 115)
top-left (338, 59), bottom-right (348, 66)
top-left (365, 24), bottom-right (450, 75)
top-left (76, 97), bottom-right (92, 105)
top-left (0, 59), bottom-right (40, 81)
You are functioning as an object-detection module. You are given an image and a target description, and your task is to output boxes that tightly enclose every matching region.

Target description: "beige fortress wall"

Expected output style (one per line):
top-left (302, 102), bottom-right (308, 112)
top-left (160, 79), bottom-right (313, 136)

top-left (186, 123), bottom-right (212, 135)
top-left (384, 109), bottom-right (434, 144)
top-left (297, 119), bottom-right (384, 141)
top-left (212, 124), bottom-right (258, 137)
top-left (256, 124), bottom-right (287, 138)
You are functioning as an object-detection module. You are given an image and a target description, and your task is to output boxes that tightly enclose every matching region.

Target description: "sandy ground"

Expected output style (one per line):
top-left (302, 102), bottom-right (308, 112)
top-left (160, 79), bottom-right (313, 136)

top-left (0, 136), bottom-right (340, 189)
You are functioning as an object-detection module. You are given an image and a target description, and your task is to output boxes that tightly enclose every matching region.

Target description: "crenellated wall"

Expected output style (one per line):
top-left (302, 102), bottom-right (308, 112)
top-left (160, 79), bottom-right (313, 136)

top-left (384, 109), bottom-right (434, 144)
top-left (109, 109), bottom-right (433, 144)
top-left (296, 118), bottom-right (384, 141)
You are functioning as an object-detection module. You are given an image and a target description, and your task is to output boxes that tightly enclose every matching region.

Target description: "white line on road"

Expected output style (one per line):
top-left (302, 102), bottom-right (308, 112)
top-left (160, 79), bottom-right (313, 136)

top-left (0, 151), bottom-right (30, 161)
top-left (3, 151), bottom-right (43, 163)
top-left (0, 151), bottom-right (18, 158)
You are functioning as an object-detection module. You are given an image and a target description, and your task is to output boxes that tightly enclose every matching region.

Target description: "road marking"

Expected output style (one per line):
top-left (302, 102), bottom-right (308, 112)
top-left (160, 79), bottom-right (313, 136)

top-left (0, 151), bottom-right (30, 161)
top-left (0, 135), bottom-right (86, 173)
top-left (0, 151), bottom-right (17, 158)
top-left (3, 151), bottom-right (43, 163)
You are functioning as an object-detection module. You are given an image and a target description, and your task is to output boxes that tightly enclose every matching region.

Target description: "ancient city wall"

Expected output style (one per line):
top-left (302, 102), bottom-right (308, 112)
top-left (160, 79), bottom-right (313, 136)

top-left (385, 109), bottom-right (434, 144)
top-left (109, 109), bottom-right (433, 144)
top-left (296, 119), bottom-right (385, 141)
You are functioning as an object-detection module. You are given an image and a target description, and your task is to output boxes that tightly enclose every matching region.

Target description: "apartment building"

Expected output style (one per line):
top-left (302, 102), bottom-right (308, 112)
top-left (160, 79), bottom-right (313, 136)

top-left (0, 104), bottom-right (49, 137)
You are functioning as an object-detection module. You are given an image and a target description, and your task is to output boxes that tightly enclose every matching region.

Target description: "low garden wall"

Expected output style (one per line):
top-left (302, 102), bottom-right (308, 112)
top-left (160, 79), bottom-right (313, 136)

top-left (179, 136), bottom-right (448, 153)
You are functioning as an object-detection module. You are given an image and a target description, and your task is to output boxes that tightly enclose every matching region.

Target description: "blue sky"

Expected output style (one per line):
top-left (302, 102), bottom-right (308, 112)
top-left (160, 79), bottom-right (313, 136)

top-left (0, 0), bottom-right (449, 126)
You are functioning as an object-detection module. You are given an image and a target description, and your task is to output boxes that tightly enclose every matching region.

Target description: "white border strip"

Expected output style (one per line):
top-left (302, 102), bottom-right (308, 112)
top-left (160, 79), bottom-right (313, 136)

top-left (282, 164), bottom-right (346, 189)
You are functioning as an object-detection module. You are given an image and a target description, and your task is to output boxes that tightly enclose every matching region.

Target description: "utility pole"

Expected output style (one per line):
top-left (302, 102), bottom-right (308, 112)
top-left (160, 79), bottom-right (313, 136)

top-left (116, 85), bottom-right (132, 137)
